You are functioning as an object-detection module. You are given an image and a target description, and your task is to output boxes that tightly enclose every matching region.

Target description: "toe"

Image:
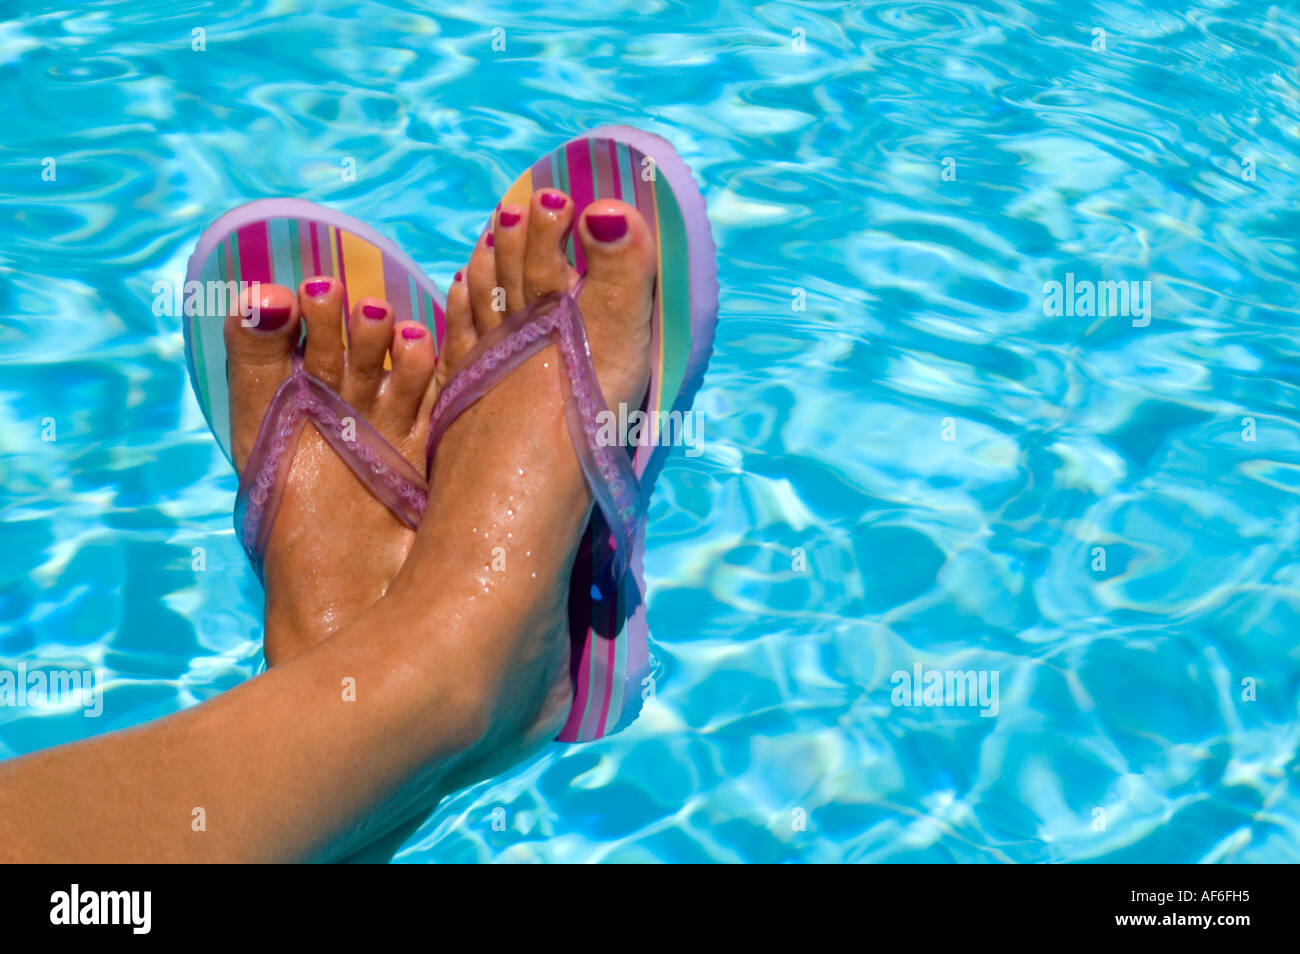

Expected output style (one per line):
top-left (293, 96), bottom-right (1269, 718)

top-left (437, 269), bottom-right (478, 386)
top-left (577, 200), bottom-right (656, 300)
top-left (223, 283), bottom-right (300, 468)
top-left (344, 297), bottom-right (394, 408)
top-left (524, 189), bottom-right (577, 302)
top-left (225, 281), bottom-right (300, 351)
top-left (575, 200), bottom-right (657, 409)
top-left (299, 276), bottom-right (345, 388)
top-left (466, 227), bottom-right (502, 334)
top-left (386, 321), bottom-right (438, 426)
top-left (492, 204), bottom-right (528, 313)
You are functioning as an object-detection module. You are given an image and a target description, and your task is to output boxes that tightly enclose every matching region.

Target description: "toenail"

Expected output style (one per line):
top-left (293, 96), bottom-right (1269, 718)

top-left (586, 213), bottom-right (628, 243)
top-left (401, 325), bottom-right (425, 340)
top-left (249, 305), bottom-right (292, 331)
top-left (485, 232), bottom-right (495, 248)
top-left (304, 279), bottom-right (332, 297)
top-left (499, 210), bottom-right (521, 228)
top-left (540, 192), bottom-right (567, 210)
top-left (362, 303), bottom-right (388, 320)
top-left (454, 270), bottom-right (463, 282)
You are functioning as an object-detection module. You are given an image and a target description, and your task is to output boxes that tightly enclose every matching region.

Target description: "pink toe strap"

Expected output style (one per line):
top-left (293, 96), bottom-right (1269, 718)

top-left (425, 283), bottom-right (645, 587)
top-left (234, 357), bottom-right (429, 579)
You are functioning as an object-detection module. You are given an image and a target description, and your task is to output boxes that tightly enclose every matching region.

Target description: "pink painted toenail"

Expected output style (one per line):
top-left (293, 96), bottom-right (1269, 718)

top-left (454, 270), bottom-right (463, 282)
top-left (485, 232), bottom-right (495, 248)
top-left (540, 192), bottom-right (567, 210)
top-left (362, 304), bottom-right (387, 320)
top-left (499, 210), bottom-right (521, 227)
top-left (250, 305), bottom-right (292, 331)
top-left (586, 213), bottom-right (628, 242)
top-left (304, 279), bottom-right (331, 297)
top-left (401, 325), bottom-right (425, 340)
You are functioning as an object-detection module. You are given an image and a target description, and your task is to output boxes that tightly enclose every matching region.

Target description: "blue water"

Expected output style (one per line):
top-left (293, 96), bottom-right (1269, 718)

top-left (3, 0), bottom-right (1300, 863)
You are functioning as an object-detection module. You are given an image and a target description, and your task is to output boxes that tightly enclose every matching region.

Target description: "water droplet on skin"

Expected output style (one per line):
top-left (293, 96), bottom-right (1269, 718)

top-left (530, 572), bottom-right (536, 579)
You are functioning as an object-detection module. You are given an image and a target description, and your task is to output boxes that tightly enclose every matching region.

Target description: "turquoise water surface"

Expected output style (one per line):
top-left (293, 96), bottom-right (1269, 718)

top-left (3, 0), bottom-right (1300, 862)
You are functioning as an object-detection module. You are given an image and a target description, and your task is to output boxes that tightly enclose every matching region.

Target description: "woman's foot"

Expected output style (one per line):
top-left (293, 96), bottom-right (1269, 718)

top-left (224, 278), bottom-right (441, 664)
top-left (385, 187), bottom-right (657, 764)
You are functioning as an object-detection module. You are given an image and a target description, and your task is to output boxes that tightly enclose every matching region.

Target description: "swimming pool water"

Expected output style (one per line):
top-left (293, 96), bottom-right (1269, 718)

top-left (2, 0), bottom-right (1299, 862)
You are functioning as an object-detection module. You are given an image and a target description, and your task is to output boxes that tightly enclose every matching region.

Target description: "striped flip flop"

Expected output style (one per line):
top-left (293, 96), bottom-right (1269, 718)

top-left (183, 201), bottom-right (446, 575)
top-left (183, 126), bottom-right (717, 744)
top-left (184, 200), bottom-right (446, 464)
top-left (429, 126), bottom-right (718, 742)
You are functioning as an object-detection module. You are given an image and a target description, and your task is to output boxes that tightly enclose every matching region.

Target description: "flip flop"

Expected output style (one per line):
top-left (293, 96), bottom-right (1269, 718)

top-left (426, 126), bottom-right (718, 742)
top-left (183, 126), bottom-right (717, 744)
top-left (183, 200), bottom-right (446, 577)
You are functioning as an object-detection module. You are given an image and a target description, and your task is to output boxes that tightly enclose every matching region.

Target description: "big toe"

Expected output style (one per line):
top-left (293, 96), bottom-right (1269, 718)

top-left (224, 282), bottom-right (300, 469)
top-left (575, 201), bottom-right (657, 408)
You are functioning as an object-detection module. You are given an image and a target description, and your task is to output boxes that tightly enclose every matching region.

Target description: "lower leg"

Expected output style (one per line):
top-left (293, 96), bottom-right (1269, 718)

top-left (0, 593), bottom-right (488, 863)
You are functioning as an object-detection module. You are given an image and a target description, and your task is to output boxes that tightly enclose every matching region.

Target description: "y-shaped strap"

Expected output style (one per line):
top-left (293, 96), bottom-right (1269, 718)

top-left (235, 289), bottom-right (645, 588)
top-left (234, 356), bottom-right (429, 579)
top-left (425, 282), bottom-right (646, 585)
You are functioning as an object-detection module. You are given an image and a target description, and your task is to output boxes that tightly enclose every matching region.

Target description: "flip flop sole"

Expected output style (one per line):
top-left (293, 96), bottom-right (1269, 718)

top-left (499, 128), bottom-right (717, 742)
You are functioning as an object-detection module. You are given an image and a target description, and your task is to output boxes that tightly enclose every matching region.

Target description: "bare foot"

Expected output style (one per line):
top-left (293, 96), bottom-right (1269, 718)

top-left (384, 187), bottom-right (657, 773)
top-left (223, 278), bottom-right (442, 663)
